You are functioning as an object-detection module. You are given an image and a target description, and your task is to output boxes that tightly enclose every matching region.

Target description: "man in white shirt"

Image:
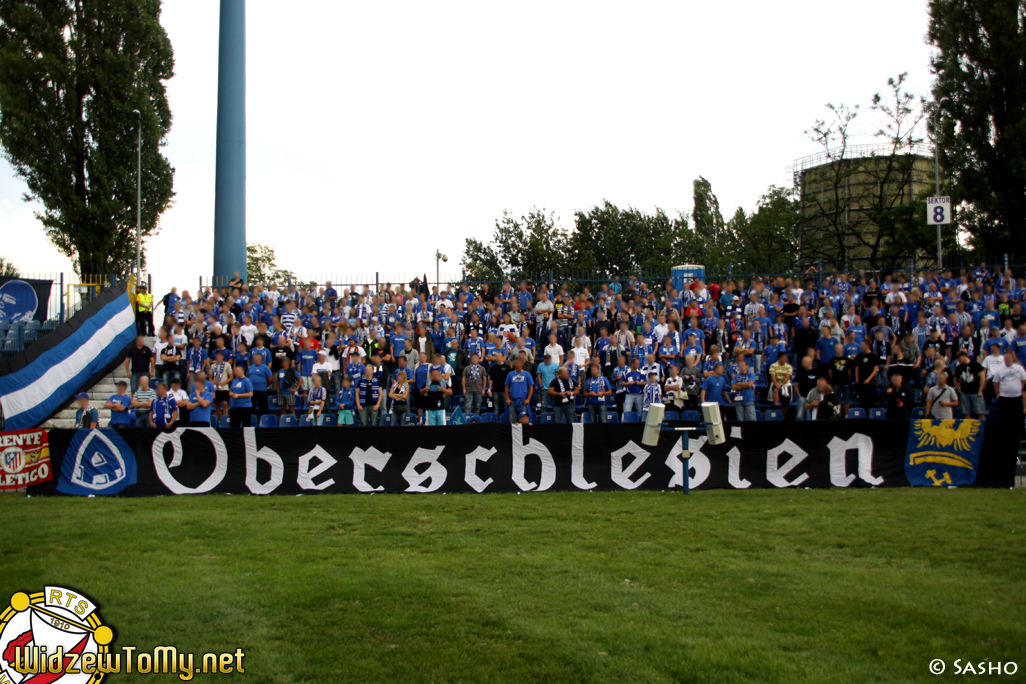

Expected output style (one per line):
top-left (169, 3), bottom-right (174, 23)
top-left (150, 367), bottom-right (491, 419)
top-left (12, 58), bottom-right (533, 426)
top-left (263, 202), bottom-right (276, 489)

top-left (982, 344), bottom-right (1007, 380)
top-left (240, 315), bottom-right (258, 346)
top-left (543, 332), bottom-right (564, 367)
top-left (991, 351), bottom-right (1026, 423)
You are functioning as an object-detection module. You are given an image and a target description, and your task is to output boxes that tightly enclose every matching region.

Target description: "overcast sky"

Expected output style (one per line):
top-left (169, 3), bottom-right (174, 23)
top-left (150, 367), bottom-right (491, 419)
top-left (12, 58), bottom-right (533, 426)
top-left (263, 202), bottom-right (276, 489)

top-left (0, 0), bottom-right (936, 294)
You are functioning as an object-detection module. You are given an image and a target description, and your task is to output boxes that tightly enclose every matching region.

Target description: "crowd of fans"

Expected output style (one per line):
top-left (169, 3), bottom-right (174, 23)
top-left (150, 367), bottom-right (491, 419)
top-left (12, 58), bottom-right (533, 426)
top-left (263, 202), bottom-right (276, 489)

top-left (79, 266), bottom-right (1026, 429)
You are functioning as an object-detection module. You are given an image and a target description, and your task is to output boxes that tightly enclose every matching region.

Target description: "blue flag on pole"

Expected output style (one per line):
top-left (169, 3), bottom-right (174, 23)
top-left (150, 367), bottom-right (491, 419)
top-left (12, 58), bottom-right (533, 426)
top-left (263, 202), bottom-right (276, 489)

top-left (449, 406), bottom-right (466, 425)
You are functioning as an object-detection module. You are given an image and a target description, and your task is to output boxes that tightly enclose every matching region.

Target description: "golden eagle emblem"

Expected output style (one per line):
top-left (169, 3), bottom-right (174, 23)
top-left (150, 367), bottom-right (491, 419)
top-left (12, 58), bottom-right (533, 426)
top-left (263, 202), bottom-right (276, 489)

top-left (908, 419), bottom-right (981, 469)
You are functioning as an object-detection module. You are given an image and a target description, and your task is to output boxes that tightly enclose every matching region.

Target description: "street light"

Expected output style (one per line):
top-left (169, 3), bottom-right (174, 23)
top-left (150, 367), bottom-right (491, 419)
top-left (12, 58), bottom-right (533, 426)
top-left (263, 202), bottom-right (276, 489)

top-left (434, 250), bottom-right (448, 290)
top-left (133, 109), bottom-right (142, 278)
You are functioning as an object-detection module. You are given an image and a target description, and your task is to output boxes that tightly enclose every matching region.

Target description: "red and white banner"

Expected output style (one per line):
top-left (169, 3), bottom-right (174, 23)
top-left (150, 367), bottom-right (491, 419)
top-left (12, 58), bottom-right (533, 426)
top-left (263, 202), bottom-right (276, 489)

top-left (0, 429), bottom-right (52, 490)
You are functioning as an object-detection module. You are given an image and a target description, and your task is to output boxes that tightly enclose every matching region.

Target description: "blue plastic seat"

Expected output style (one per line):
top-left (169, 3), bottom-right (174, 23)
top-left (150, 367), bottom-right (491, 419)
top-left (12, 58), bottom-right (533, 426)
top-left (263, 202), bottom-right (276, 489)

top-left (847, 407), bottom-right (866, 419)
top-left (763, 409), bottom-right (784, 421)
top-left (606, 413), bottom-right (619, 423)
top-left (380, 414), bottom-right (392, 426)
top-left (249, 414), bottom-right (258, 427)
top-left (267, 395), bottom-right (280, 411)
top-left (540, 413), bottom-right (554, 424)
top-left (869, 408), bottom-right (887, 420)
top-left (279, 414), bottom-right (297, 427)
top-left (298, 414), bottom-right (315, 427)
top-left (321, 414), bottom-right (338, 426)
top-left (479, 412), bottom-right (496, 423)
top-left (911, 407), bottom-right (926, 419)
top-left (259, 414), bottom-right (278, 428)
top-left (664, 410), bottom-right (680, 421)
top-left (25, 320), bottom-right (41, 330)
top-left (218, 415), bottom-right (231, 428)
top-left (622, 411), bottom-right (640, 423)
top-left (580, 412), bottom-right (591, 424)
top-left (754, 409), bottom-right (763, 421)
top-left (681, 410), bottom-right (701, 422)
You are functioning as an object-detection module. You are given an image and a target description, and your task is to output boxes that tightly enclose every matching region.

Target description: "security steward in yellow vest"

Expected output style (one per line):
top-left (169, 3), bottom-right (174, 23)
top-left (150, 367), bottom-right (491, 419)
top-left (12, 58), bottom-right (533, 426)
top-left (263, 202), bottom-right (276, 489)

top-left (136, 286), bottom-right (154, 336)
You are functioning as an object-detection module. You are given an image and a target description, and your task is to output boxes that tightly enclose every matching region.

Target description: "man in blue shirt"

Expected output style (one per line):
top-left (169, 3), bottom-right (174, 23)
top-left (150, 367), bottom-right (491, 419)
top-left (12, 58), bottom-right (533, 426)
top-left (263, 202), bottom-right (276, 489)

top-left (583, 365), bottom-right (612, 423)
top-left (815, 326), bottom-right (838, 366)
top-left (149, 381), bottom-right (178, 429)
top-left (247, 352), bottom-right (273, 416)
top-left (296, 339), bottom-right (318, 402)
top-left (186, 379), bottom-right (214, 427)
top-left (730, 359), bottom-right (757, 421)
top-left (504, 357), bottom-right (535, 424)
top-left (229, 365), bottom-right (254, 428)
top-left (700, 363), bottom-right (731, 409)
top-left (104, 381), bottom-right (133, 428)
top-left (536, 353), bottom-right (560, 411)
top-left (622, 357), bottom-right (646, 416)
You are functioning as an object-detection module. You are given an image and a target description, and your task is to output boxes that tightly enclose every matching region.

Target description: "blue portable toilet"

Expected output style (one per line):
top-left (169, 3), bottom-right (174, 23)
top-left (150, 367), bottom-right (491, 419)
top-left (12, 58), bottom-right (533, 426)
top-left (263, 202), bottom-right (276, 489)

top-left (671, 264), bottom-right (706, 293)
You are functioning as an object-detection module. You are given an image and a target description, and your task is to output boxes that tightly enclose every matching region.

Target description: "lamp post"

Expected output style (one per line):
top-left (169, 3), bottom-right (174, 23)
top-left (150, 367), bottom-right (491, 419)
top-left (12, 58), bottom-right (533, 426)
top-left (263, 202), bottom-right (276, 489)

top-left (133, 109), bottom-right (142, 278)
top-left (932, 96), bottom-right (950, 271)
top-left (434, 250), bottom-right (448, 290)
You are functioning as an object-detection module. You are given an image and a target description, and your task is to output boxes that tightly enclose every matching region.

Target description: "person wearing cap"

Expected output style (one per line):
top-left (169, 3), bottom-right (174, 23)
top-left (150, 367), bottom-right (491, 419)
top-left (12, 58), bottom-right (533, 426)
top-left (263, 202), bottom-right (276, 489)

top-left (953, 349), bottom-right (986, 419)
top-left (104, 381), bottom-right (133, 428)
top-left (135, 284), bottom-right (154, 336)
top-left (131, 375), bottom-right (156, 427)
top-left (73, 393), bottom-right (98, 429)
top-left (149, 380), bottom-right (178, 428)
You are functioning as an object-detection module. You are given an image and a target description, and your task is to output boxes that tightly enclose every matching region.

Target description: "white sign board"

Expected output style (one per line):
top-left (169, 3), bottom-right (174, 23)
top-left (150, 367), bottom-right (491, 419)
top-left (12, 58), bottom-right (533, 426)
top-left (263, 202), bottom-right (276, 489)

top-left (927, 196), bottom-right (951, 225)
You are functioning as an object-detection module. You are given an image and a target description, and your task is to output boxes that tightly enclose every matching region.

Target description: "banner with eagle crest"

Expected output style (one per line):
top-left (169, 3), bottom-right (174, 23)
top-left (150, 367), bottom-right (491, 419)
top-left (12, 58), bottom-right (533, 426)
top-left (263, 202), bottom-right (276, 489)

top-left (905, 419), bottom-right (985, 487)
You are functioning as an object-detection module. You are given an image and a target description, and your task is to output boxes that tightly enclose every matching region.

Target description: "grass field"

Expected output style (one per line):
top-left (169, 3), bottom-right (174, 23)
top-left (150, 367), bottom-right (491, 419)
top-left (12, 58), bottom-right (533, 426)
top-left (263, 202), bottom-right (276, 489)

top-left (1, 489), bottom-right (1024, 683)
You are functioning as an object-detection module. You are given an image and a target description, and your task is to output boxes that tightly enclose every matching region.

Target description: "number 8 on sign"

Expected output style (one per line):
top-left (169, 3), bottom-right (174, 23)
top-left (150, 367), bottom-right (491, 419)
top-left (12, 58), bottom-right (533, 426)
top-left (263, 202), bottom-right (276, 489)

top-left (927, 196), bottom-right (951, 225)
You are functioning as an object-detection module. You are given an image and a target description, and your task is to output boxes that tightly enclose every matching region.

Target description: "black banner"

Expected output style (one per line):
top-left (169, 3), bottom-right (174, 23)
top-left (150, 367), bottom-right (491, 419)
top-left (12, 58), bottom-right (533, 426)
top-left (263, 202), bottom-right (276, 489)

top-left (0, 277), bottom-right (51, 324)
top-left (33, 420), bottom-right (1014, 497)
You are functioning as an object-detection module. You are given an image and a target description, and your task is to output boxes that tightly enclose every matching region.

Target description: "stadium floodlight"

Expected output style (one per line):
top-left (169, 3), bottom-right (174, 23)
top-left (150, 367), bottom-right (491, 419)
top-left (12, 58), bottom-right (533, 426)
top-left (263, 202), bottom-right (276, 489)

top-left (701, 402), bottom-right (726, 446)
top-left (434, 250), bottom-right (448, 288)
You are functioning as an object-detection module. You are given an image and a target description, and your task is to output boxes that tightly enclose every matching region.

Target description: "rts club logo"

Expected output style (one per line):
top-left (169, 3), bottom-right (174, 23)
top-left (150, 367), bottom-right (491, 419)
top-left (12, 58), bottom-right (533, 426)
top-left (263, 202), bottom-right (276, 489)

top-left (0, 587), bottom-right (114, 684)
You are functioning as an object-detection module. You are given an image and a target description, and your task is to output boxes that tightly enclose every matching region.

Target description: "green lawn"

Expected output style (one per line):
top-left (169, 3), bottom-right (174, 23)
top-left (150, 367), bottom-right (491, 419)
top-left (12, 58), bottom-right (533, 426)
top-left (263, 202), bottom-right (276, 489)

top-left (1, 489), bottom-right (1024, 683)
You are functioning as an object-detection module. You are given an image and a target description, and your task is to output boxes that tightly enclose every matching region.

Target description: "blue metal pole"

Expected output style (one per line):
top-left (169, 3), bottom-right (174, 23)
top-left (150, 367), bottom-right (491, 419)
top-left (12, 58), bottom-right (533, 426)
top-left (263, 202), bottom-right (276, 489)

top-left (212, 0), bottom-right (247, 284)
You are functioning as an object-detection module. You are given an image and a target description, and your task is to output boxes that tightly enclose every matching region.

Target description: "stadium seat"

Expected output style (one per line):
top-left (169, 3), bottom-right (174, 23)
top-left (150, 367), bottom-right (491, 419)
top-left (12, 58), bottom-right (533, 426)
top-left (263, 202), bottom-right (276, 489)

top-left (249, 414), bottom-right (258, 427)
top-left (847, 407), bottom-right (866, 419)
top-left (606, 413), bottom-right (619, 423)
top-left (479, 412), bottom-right (496, 423)
top-left (219, 415), bottom-right (231, 428)
top-left (622, 411), bottom-right (639, 423)
top-left (258, 414), bottom-right (277, 428)
top-left (682, 410), bottom-right (701, 422)
top-left (763, 409), bottom-right (783, 421)
top-left (22, 330), bottom-right (36, 342)
top-left (298, 414), bottom-right (314, 427)
top-left (869, 408), bottom-right (887, 420)
top-left (25, 320), bottom-right (41, 330)
top-left (986, 407), bottom-right (997, 420)
top-left (267, 395), bottom-right (280, 411)
top-left (664, 410), bottom-right (680, 421)
top-left (754, 410), bottom-right (763, 421)
top-left (380, 414), bottom-right (392, 426)
top-left (540, 413), bottom-right (554, 424)
top-left (321, 414), bottom-right (338, 427)
top-left (279, 414), bottom-right (297, 428)
top-left (580, 412), bottom-right (591, 423)
top-left (911, 407), bottom-right (926, 419)
top-left (404, 415), bottom-right (418, 426)
top-left (0, 322), bottom-right (8, 332)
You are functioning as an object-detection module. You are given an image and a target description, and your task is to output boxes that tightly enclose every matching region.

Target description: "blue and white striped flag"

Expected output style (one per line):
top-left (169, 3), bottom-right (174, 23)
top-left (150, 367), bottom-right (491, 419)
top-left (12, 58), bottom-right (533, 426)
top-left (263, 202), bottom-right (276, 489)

top-left (0, 284), bottom-right (136, 430)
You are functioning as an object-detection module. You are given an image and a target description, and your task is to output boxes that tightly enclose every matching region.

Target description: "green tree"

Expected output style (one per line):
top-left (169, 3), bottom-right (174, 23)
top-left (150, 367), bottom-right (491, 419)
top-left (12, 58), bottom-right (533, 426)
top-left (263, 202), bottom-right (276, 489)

top-left (571, 201), bottom-right (691, 277)
top-left (247, 244), bottom-right (295, 286)
top-left (461, 209), bottom-right (572, 281)
top-left (727, 185), bottom-right (802, 273)
top-left (928, 0), bottom-right (1026, 254)
top-left (0, 256), bottom-right (19, 277)
top-left (0, 0), bottom-right (175, 277)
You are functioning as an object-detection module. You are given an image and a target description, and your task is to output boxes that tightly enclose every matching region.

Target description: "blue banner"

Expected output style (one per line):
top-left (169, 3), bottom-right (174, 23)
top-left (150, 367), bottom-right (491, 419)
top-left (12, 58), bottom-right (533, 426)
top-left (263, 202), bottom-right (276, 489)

top-left (904, 419), bottom-right (985, 487)
top-left (56, 429), bottom-right (137, 495)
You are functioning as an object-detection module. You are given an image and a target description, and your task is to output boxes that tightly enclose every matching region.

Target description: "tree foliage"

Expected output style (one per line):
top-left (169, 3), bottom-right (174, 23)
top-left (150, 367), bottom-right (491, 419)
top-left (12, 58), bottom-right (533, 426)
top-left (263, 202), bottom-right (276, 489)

top-left (0, 256), bottom-right (19, 277)
top-left (462, 209), bottom-right (573, 281)
top-left (928, 0), bottom-right (1026, 254)
top-left (247, 244), bottom-right (295, 286)
top-left (0, 0), bottom-right (175, 276)
top-left (799, 75), bottom-right (934, 269)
